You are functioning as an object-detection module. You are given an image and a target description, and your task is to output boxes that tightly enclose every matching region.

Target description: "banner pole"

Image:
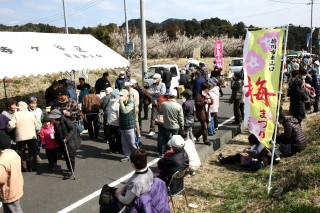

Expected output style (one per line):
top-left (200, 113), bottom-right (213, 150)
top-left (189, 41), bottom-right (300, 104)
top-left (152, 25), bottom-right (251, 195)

top-left (267, 25), bottom-right (289, 195)
top-left (3, 77), bottom-right (7, 100)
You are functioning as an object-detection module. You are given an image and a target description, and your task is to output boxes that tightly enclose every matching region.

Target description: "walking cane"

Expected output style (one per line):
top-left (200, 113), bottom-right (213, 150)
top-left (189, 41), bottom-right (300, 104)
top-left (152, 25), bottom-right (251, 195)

top-left (63, 140), bottom-right (76, 180)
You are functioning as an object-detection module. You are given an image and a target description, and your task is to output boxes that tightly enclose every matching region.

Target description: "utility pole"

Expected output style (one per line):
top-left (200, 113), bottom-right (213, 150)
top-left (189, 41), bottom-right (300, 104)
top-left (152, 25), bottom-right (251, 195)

top-left (309, 0), bottom-right (313, 54)
top-left (140, 0), bottom-right (147, 84)
top-left (62, 0), bottom-right (69, 34)
top-left (124, 0), bottom-right (130, 65)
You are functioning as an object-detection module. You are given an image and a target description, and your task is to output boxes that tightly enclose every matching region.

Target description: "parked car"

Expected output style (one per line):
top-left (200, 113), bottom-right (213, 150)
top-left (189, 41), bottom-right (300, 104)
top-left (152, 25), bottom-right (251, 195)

top-left (229, 58), bottom-right (243, 74)
top-left (144, 64), bottom-right (180, 91)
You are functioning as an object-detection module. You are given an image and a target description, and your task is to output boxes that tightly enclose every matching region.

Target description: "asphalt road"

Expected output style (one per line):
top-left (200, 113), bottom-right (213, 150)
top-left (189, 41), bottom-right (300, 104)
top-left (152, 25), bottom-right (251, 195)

top-left (7, 86), bottom-right (236, 213)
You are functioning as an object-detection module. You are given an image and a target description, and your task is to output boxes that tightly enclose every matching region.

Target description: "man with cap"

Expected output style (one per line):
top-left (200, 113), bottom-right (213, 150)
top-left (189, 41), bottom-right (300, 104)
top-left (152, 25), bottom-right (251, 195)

top-left (0, 131), bottom-right (24, 213)
top-left (47, 109), bottom-right (81, 179)
top-left (157, 135), bottom-right (189, 194)
top-left (118, 89), bottom-right (136, 162)
top-left (159, 89), bottom-right (184, 155)
top-left (77, 75), bottom-right (91, 103)
top-left (125, 80), bottom-right (141, 144)
top-left (52, 88), bottom-right (79, 120)
top-left (65, 80), bottom-right (77, 101)
top-left (82, 88), bottom-right (101, 139)
top-left (310, 68), bottom-right (320, 113)
top-left (115, 71), bottom-right (129, 90)
top-left (95, 71), bottom-right (111, 95)
top-left (148, 73), bottom-right (166, 136)
top-left (101, 87), bottom-right (114, 142)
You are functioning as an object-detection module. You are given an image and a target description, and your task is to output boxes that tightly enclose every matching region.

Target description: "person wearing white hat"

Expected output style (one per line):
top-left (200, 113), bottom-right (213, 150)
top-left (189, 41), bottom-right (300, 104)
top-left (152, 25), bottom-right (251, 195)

top-left (125, 80), bottom-right (141, 143)
top-left (159, 89), bottom-right (184, 156)
top-left (157, 135), bottom-right (189, 193)
top-left (118, 89), bottom-right (136, 162)
top-left (115, 71), bottom-right (128, 90)
top-left (148, 73), bottom-right (166, 136)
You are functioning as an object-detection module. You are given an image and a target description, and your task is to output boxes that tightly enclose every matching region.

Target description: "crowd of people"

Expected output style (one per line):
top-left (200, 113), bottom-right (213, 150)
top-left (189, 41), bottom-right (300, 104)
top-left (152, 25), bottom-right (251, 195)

top-left (0, 55), bottom-right (318, 212)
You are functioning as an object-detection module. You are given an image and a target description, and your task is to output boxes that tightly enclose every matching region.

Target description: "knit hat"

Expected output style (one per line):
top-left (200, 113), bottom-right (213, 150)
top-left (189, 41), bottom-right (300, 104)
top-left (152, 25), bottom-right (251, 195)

top-left (311, 68), bottom-right (318, 73)
top-left (47, 109), bottom-right (62, 119)
top-left (181, 89), bottom-right (192, 98)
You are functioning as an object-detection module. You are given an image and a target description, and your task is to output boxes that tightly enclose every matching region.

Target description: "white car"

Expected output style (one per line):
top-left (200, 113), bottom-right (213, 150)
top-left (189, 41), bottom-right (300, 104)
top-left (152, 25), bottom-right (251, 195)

top-left (185, 59), bottom-right (209, 70)
top-left (229, 58), bottom-right (243, 74)
top-left (144, 64), bottom-right (180, 90)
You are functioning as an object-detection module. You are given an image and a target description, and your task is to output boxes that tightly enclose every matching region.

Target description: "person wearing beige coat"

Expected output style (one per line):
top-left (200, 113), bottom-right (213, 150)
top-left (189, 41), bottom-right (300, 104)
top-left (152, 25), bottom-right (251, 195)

top-left (7, 101), bottom-right (37, 172)
top-left (0, 133), bottom-right (24, 213)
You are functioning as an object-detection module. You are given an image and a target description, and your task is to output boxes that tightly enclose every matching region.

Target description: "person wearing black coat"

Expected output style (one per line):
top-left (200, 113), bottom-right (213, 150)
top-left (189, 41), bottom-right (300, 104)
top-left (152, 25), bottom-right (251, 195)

top-left (162, 68), bottom-right (172, 92)
top-left (289, 75), bottom-right (309, 124)
top-left (45, 80), bottom-right (59, 107)
top-left (48, 109), bottom-right (81, 179)
top-left (158, 135), bottom-right (189, 194)
top-left (179, 69), bottom-right (189, 88)
top-left (95, 72), bottom-right (111, 94)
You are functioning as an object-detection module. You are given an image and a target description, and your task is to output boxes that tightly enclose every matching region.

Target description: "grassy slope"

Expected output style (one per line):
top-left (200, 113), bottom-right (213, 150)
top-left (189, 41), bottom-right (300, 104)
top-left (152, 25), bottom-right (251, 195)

top-left (173, 102), bottom-right (320, 213)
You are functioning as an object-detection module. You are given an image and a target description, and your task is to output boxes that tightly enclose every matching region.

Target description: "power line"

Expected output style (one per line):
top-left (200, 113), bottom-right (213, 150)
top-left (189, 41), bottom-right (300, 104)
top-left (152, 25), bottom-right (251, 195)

top-left (269, 0), bottom-right (320, 4)
top-left (20, 0), bottom-right (105, 25)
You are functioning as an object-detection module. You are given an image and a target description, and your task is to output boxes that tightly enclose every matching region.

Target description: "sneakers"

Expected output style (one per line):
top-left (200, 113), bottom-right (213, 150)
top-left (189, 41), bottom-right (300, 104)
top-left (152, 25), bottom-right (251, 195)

top-left (36, 155), bottom-right (42, 163)
top-left (63, 172), bottom-right (72, 180)
top-left (120, 156), bottom-right (130, 162)
top-left (148, 131), bottom-right (155, 136)
top-left (195, 135), bottom-right (203, 142)
top-left (215, 128), bottom-right (219, 131)
top-left (204, 141), bottom-right (212, 146)
top-left (81, 129), bottom-right (88, 134)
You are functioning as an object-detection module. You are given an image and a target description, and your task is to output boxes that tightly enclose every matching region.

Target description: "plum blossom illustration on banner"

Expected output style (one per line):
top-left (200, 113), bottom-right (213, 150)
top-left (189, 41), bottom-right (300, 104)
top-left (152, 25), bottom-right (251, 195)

top-left (244, 50), bottom-right (265, 75)
top-left (257, 32), bottom-right (280, 52)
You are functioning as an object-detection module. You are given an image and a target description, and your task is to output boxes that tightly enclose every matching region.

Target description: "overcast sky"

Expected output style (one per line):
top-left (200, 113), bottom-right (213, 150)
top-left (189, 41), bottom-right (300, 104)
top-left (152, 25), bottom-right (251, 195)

top-left (1, 0), bottom-right (319, 29)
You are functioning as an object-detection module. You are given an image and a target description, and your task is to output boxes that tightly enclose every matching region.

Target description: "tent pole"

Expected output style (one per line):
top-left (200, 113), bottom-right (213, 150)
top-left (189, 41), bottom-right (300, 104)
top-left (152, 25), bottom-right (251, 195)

top-left (267, 25), bottom-right (289, 195)
top-left (3, 77), bottom-right (7, 100)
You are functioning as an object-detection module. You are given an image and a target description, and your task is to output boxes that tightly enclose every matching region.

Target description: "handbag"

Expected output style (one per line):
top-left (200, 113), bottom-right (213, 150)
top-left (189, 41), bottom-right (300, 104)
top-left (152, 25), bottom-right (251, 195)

top-left (97, 109), bottom-right (104, 125)
top-left (99, 184), bottom-right (118, 206)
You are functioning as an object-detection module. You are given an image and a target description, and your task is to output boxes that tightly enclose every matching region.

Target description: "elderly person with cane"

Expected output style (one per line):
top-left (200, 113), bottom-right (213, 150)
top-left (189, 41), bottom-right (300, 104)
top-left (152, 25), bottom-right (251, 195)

top-left (47, 109), bottom-right (81, 180)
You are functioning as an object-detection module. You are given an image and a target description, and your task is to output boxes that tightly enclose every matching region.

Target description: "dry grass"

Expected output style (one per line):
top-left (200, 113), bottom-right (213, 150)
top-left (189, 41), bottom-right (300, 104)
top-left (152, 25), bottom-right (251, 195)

top-left (171, 100), bottom-right (320, 213)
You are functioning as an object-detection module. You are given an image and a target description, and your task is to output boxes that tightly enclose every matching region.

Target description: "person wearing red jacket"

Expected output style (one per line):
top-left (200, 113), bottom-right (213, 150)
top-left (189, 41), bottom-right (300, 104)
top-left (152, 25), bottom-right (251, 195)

top-left (40, 117), bottom-right (59, 170)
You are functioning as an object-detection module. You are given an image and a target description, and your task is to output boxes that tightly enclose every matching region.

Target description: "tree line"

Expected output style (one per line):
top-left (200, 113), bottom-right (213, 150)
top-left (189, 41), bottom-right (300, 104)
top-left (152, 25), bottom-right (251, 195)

top-left (0, 17), bottom-right (318, 56)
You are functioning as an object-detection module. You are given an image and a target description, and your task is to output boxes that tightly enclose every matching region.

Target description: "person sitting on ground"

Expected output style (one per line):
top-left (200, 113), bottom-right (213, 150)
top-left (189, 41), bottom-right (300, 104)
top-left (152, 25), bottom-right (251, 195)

top-left (158, 135), bottom-right (189, 194)
top-left (100, 149), bottom-right (154, 213)
top-left (277, 115), bottom-right (307, 156)
top-left (218, 134), bottom-right (266, 170)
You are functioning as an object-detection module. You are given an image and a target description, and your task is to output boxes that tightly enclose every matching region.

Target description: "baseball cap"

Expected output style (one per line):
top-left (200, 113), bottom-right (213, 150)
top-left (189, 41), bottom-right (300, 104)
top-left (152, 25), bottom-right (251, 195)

top-left (311, 68), bottom-right (317, 73)
top-left (314, 61), bottom-right (320, 66)
top-left (119, 89), bottom-right (129, 96)
top-left (124, 82), bottom-right (132, 87)
top-left (130, 79), bottom-right (137, 84)
top-left (153, 73), bottom-right (161, 79)
top-left (166, 89), bottom-right (177, 97)
top-left (292, 63), bottom-right (299, 71)
top-left (106, 87), bottom-right (113, 95)
top-left (168, 135), bottom-right (185, 148)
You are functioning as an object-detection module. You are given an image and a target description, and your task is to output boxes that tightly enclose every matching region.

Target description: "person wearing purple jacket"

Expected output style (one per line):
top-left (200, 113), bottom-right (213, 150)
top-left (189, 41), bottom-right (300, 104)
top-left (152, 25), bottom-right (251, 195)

top-left (192, 71), bottom-right (206, 98)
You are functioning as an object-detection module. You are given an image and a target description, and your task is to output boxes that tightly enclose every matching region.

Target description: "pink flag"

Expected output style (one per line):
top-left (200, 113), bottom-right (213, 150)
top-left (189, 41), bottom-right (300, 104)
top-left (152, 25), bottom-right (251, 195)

top-left (214, 40), bottom-right (223, 68)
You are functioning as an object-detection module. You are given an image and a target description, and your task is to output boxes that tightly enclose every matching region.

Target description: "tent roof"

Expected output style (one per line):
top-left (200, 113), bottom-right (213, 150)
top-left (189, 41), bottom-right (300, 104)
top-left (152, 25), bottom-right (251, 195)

top-left (0, 32), bottom-right (129, 79)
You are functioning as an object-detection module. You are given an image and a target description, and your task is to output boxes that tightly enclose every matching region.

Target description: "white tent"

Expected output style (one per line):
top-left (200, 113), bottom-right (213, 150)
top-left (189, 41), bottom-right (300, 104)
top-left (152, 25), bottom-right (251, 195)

top-left (0, 32), bottom-right (129, 79)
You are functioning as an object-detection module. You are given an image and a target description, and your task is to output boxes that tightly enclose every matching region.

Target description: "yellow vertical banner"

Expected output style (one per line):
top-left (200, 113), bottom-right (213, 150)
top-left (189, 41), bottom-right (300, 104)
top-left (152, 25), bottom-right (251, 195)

top-left (193, 47), bottom-right (201, 60)
top-left (243, 29), bottom-right (284, 147)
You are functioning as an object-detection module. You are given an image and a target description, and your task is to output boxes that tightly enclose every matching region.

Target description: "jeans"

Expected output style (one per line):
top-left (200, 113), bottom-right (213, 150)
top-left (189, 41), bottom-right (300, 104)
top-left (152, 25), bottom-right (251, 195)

top-left (208, 113), bottom-right (216, 135)
top-left (86, 113), bottom-right (100, 139)
top-left (3, 199), bottom-right (23, 213)
top-left (185, 126), bottom-right (195, 141)
top-left (163, 127), bottom-right (179, 150)
top-left (157, 125), bottom-right (166, 155)
top-left (149, 105), bottom-right (157, 132)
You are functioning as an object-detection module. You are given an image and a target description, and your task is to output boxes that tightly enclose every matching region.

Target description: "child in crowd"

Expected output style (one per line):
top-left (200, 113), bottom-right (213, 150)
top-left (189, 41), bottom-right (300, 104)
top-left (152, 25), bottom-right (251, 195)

top-left (39, 117), bottom-right (59, 171)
